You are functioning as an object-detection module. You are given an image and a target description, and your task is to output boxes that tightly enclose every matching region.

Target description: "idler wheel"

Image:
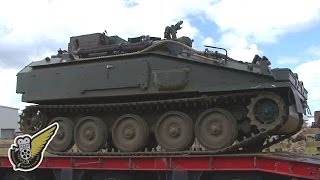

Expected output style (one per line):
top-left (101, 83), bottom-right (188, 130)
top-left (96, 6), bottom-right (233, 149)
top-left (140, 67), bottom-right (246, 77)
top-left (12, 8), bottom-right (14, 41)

top-left (247, 92), bottom-right (286, 131)
top-left (74, 116), bottom-right (107, 152)
top-left (112, 114), bottom-right (149, 152)
top-left (155, 111), bottom-right (194, 151)
top-left (195, 108), bottom-right (238, 150)
top-left (47, 117), bottom-right (74, 152)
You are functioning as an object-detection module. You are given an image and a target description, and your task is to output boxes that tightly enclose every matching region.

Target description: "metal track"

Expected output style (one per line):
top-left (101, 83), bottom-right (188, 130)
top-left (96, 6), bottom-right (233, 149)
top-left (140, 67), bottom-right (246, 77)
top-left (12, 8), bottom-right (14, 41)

top-left (18, 90), bottom-right (302, 157)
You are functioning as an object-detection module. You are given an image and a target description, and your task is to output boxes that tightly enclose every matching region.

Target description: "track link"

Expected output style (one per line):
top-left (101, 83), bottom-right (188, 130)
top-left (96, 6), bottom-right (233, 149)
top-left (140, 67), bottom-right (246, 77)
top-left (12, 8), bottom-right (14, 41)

top-left (19, 91), bottom-right (301, 157)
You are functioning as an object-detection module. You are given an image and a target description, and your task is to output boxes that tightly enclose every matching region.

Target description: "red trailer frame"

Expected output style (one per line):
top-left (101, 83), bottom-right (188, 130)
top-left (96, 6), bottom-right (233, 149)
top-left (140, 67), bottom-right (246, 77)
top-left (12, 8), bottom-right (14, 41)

top-left (0, 152), bottom-right (319, 180)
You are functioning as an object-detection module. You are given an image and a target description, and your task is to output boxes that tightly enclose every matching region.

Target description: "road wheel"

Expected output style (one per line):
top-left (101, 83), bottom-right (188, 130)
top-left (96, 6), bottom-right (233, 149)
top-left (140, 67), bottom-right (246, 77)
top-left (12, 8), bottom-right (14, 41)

top-left (195, 108), bottom-right (238, 150)
top-left (74, 116), bottom-right (107, 152)
top-left (112, 114), bottom-right (149, 152)
top-left (47, 117), bottom-right (74, 152)
top-left (155, 111), bottom-right (194, 151)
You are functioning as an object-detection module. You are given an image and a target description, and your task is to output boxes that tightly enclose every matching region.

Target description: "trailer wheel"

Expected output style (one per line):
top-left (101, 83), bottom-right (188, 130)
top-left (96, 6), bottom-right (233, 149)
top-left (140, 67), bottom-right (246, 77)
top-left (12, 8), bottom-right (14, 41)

top-left (4, 171), bottom-right (36, 180)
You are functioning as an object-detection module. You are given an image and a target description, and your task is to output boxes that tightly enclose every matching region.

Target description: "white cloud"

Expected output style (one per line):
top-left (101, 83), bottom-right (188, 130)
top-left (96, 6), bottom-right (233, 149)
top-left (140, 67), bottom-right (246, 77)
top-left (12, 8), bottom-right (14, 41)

top-left (293, 59), bottom-right (320, 113)
top-left (203, 37), bottom-right (215, 46)
top-left (276, 56), bottom-right (301, 66)
top-left (199, 0), bottom-right (320, 61)
top-left (0, 68), bottom-right (20, 107)
top-left (0, 69), bottom-right (16, 104)
top-left (204, 0), bottom-right (320, 43)
top-left (0, 0), bottom-right (208, 109)
top-left (0, 0), bottom-right (205, 44)
top-left (227, 43), bottom-right (260, 62)
top-left (0, 68), bottom-right (33, 111)
top-left (0, 0), bottom-right (207, 69)
top-left (1, 0), bottom-right (319, 63)
top-left (216, 33), bottom-right (261, 61)
top-left (1, 0), bottom-right (320, 111)
top-left (307, 45), bottom-right (320, 57)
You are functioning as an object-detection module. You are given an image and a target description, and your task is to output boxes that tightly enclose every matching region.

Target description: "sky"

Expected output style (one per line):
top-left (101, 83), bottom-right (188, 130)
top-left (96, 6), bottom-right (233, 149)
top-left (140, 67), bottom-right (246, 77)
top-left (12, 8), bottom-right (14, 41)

top-left (0, 0), bottom-right (319, 122)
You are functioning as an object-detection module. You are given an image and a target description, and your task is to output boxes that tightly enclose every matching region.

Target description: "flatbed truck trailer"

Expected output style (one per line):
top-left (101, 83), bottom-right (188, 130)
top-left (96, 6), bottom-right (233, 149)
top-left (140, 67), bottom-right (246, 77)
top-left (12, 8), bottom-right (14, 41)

top-left (0, 152), bottom-right (319, 180)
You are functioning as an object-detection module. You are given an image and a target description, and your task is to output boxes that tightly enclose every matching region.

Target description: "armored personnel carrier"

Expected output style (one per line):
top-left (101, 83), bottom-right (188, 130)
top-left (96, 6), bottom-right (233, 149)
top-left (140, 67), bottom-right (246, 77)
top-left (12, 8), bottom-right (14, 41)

top-left (16, 21), bottom-right (309, 156)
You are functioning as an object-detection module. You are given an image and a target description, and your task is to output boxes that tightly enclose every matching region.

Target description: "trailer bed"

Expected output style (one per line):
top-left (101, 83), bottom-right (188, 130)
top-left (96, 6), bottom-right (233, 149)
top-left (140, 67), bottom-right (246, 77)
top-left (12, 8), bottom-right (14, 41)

top-left (0, 152), bottom-right (319, 179)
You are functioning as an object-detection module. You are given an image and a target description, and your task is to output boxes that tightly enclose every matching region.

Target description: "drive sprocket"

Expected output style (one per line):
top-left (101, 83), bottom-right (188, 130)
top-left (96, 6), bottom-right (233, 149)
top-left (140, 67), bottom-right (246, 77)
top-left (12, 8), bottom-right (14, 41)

top-left (247, 92), bottom-right (286, 131)
top-left (18, 108), bottom-right (47, 135)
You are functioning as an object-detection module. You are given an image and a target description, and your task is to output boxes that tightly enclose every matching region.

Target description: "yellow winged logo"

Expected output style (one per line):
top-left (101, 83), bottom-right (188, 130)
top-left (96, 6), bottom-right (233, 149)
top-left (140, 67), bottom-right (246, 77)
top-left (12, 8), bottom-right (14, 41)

top-left (31, 123), bottom-right (58, 158)
top-left (8, 122), bottom-right (59, 172)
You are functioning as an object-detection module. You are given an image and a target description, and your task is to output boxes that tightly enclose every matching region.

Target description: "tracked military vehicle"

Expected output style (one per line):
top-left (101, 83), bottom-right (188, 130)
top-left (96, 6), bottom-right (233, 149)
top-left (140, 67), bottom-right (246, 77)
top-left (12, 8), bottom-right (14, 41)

top-left (16, 21), bottom-right (309, 156)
